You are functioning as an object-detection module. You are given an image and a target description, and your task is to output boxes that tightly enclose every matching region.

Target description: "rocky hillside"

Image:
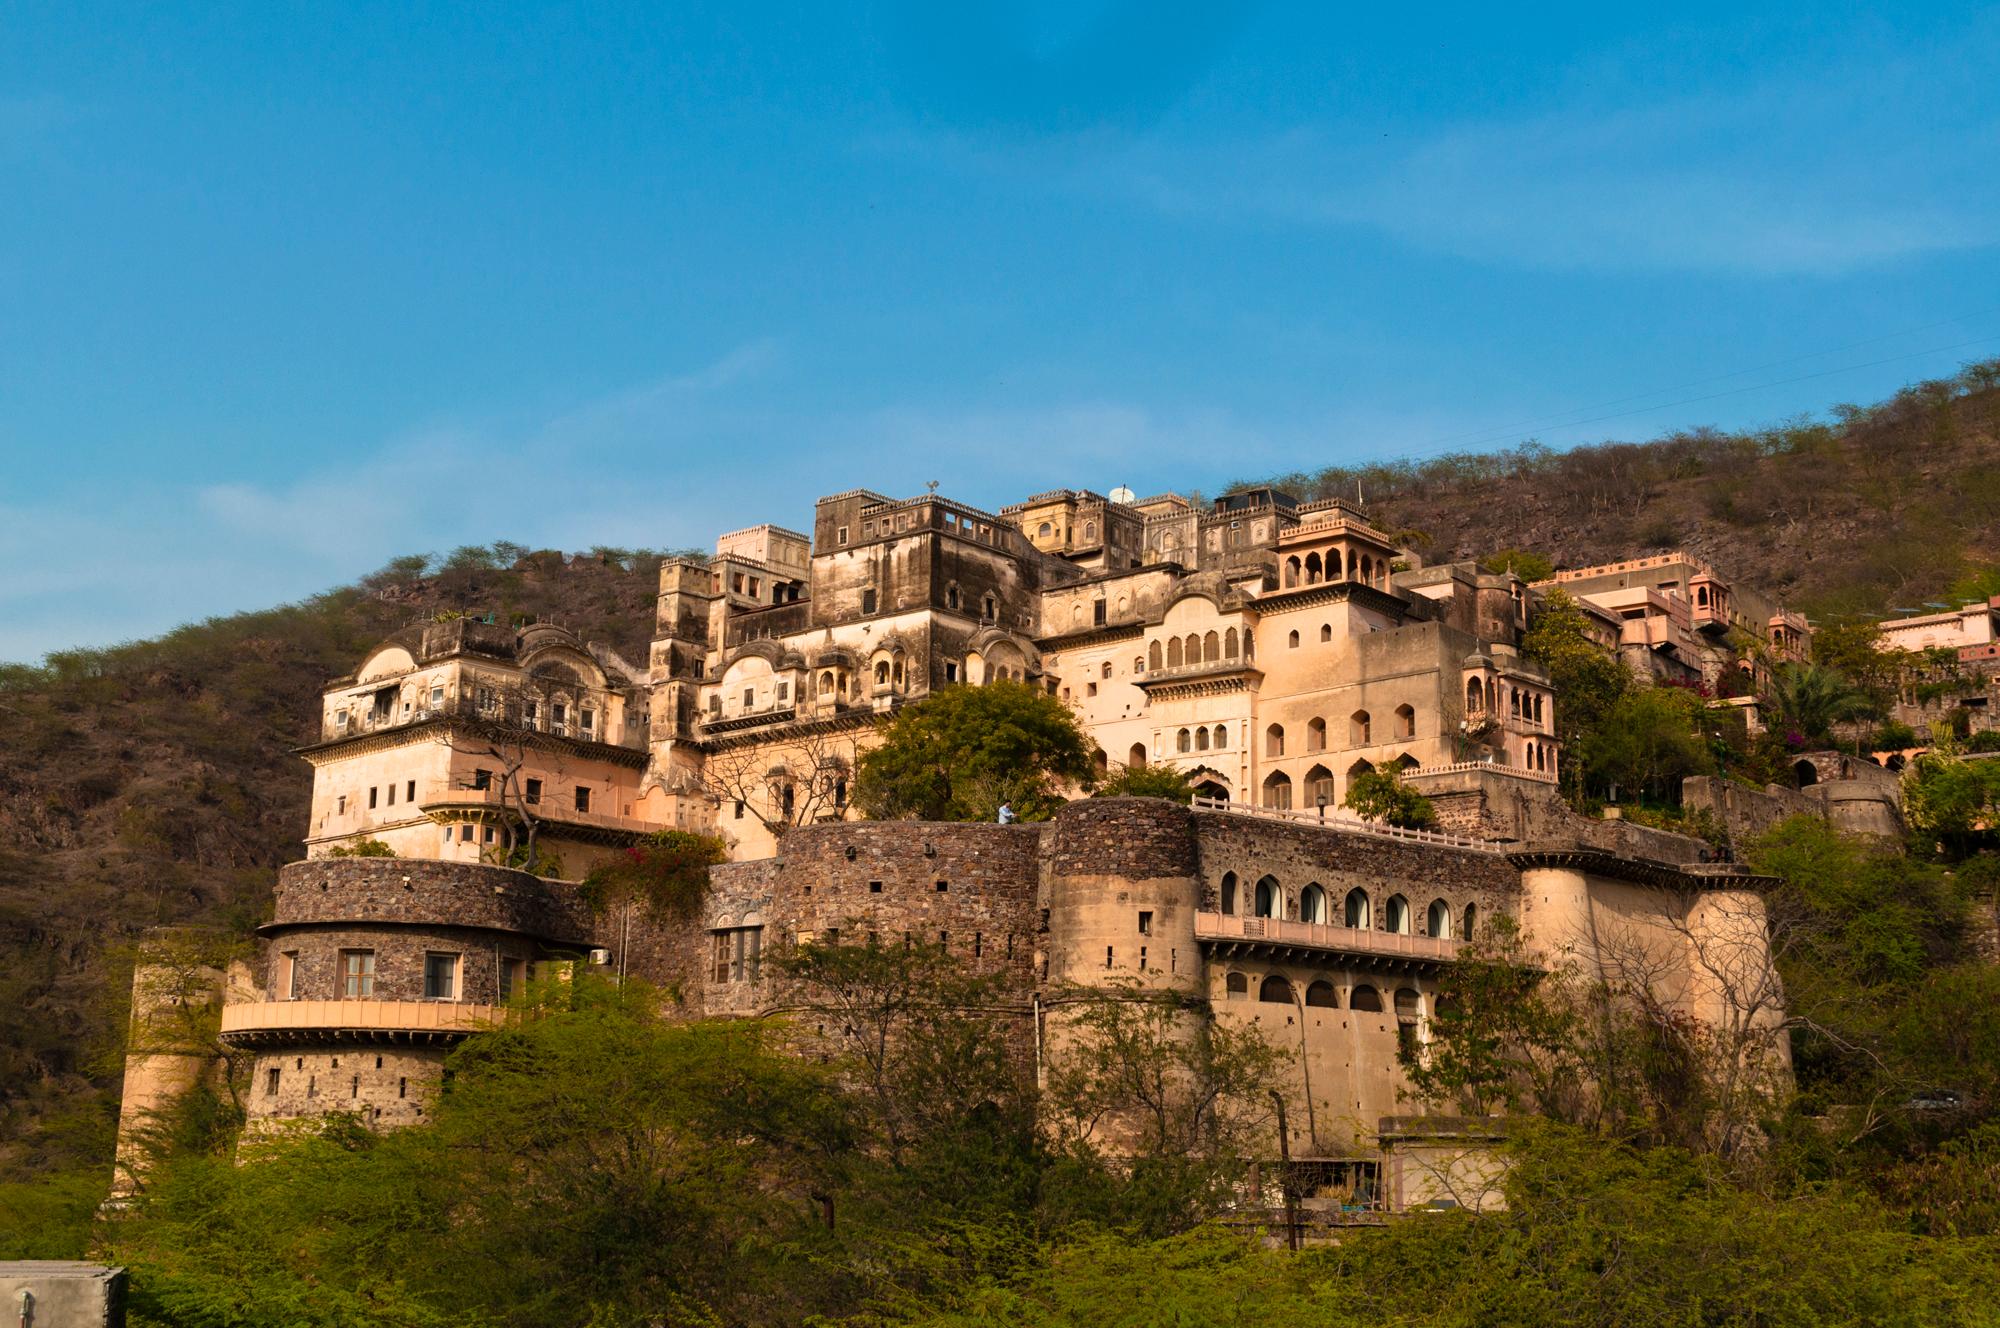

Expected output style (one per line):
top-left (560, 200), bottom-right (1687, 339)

top-left (3, 364), bottom-right (1996, 1177)
top-left (1241, 360), bottom-right (2000, 617)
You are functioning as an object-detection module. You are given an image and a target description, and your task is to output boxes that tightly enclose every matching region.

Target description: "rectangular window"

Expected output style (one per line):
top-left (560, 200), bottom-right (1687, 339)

top-left (429, 685), bottom-right (443, 708)
top-left (386, 784), bottom-right (396, 807)
top-left (424, 953), bottom-right (459, 1001)
top-left (1086, 682), bottom-right (1097, 697)
top-left (525, 778), bottom-right (542, 805)
top-left (552, 703), bottom-right (567, 731)
top-left (500, 957), bottom-right (525, 1001)
top-left (733, 799), bottom-right (745, 819)
top-left (574, 786), bottom-right (591, 813)
top-left (710, 928), bottom-right (764, 983)
top-left (524, 700), bottom-right (539, 727)
top-left (336, 795), bottom-right (346, 814)
top-left (369, 787), bottom-right (379, 809)
top-left (406, 779), bottom-right (416, 802)
top-left (775, 681), bottom-right (788, 703)
top-left (336, 710), bottom-right (350, 732)
top-left (837, 525), bottom-right (849, 545)
top-left (476, 685), bottom-right (496, 713)
top-left (473, 768), bottom-right (491, 791)
top-left (744, 687), bottom-right (755, 708)
top-left (483, 826), bottom-right (495, 843)
top-left (459, 823), bottom-right (474, 842)
top-left (1138, 911), bottom-right (1153, 936)
top-left (944, 662), bottom-right (959, 682)
top-left (340, 950), bottom-right (376, 998)
top-left (579, 709), bottom-right (594, 734)
top-left (265, 1067), bottom-right (280, 1097)
top-left (278, 951), bottom-right (299, 999)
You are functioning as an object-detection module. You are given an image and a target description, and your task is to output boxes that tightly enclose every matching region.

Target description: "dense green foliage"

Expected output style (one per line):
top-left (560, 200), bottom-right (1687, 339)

top-left (1340, 768), bottom-right (1438, 829)
top-left (577, 830), bottom-right (729, 920)
top-left (1090, 764), bottom-right (1196, 802)
top-left (855, 681), bottom-right (1096, 822)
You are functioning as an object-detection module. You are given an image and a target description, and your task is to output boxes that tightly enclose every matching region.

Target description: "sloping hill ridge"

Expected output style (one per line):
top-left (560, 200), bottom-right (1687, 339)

top-left (2, 365), bottom-right (1996, 1174)
top-left (1242, 361), bottom-right (2000, 616)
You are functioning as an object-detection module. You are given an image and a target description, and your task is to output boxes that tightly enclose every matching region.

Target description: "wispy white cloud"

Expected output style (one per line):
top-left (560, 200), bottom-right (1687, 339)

top-left (866, 27), bottom-right (2000, 276)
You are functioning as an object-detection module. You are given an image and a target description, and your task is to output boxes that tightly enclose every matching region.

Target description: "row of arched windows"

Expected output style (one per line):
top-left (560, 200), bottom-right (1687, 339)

top-left (1261, 756), bottom-right (1417, 810)
top-left (1464, 676), bottom-right (1546, 727)
top-left (1149, 628), bottom-right (1252, 671)
top-left (1266, 707), bottom-right (1415, 758)
top-left (1280, 548), bottom-right (1392, 589)
top-left (1218, 871), bottom-right (1474, 938)
top-left (1224, 971), bottom-right (1424, 1016)
top-left (1175, 725), bottom-right (1229, 752)
top-left (1286, 624), bottom-right (1337, 647)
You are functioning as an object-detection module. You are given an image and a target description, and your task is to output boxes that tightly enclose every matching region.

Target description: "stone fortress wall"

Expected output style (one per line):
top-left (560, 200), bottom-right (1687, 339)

top-left (179, 796), bottom-right (1779, 1184)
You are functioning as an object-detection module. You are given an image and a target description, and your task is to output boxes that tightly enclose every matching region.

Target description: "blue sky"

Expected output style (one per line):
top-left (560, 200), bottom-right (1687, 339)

top-left (3, 2), bottom-right (1998, 662)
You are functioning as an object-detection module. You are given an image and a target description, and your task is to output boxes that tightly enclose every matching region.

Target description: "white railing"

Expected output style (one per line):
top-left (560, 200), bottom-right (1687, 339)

top-left (1402, 759), bottom-right (1557, 785)
top-left (1189, 796), bottom-right (1503, 852)
top-left (1195, 912), bottom-right (1459, 960)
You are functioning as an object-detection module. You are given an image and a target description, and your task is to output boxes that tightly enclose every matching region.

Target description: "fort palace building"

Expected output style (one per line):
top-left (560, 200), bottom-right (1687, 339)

top-left (117, 482), bottom-right (1804, 1216)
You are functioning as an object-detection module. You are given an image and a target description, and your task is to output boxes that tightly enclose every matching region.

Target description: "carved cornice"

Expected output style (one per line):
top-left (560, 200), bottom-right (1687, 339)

top-left (1505, 845), bottom-right (1778, 892)
top-left (296, 716), bottom-right (647, 769)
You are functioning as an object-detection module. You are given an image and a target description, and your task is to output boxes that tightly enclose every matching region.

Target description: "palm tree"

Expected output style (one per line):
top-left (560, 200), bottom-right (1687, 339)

top-left (1765, 662), bottom-right (1878, 746)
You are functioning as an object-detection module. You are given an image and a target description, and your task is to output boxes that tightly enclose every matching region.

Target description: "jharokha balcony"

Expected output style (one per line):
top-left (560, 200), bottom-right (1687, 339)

top-left (1195, 912), bottom-right (1459, 969)
top-left (218, 1000), bottom-right (504, 1048)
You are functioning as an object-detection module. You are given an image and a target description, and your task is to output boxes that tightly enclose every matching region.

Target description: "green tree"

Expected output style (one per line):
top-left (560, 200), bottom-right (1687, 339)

top-left (1902, 745), bottom-right (2000, 858)
top-left (1040, 981), bottom-right (1283, 1236)
top-left (1480, 548), bottom-right (1556, 582)
top-left (1581, 685), bottom-right (1713, 803)
top-left (855, 681), bottom-right (1095, 822)
top-left (1341, 767), bottom-right (1438, 829)
top-left (1765, 660), bottom-right (1879, 747)
top-left (1092, 764), bottom-right (1196, 803)
top-left (1522, 589), bottom-right (1631, 797)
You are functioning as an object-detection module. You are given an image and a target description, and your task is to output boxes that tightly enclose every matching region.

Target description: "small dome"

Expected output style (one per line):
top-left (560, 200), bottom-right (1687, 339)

top-left (1109, 485), bottom-right (1136, 504)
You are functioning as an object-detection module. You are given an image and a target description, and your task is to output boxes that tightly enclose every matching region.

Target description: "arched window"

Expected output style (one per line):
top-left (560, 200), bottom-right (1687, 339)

top-left (1395, 704), bottom-right (1416, 740)
top-left (1084, 521), bottom-right (1096, 540)
top-left (1101, 662), bottom-right (1113, 679)
top-left (1384, 894), bottom-right (1411, 934)
top-left (1305, 764), bottom-right (1333, 808)
top-left (1204, 630), bottom-right (1220, 661)
top-left (1213, 725), bottom-right (1228, 749)
top-left (1220, 872), bottom-right (1238, 915)
top-left (1177, 728), bottom-right (1192, 753)
top-left (1395, 988), bottom-right (1423, 1019)
top-left (1304, 551), bottom-right (1323, 582)
top-left (946, 584), bottom-right (960, 610)
top-left (1350, 711), bottom-right (1371, 745)
top-left (1266, 723), bottom-right (1286, 757)
top-left (1093, 748), bottom-right (1109, 775)
top-left (1183, 634), bottom-right (1201, 664)
top-left (1462, 903), bottom-right (1476, 940)
top-left (1254, 875), bottom-right (1281, 918)
top-left (1467, 677), bottom-right (1483, 711)
top-left (1037, 521), bottom-right (1053, 539)
top-left (1129, 742), bottom-right (1148, 768)
top-left (1225, 971), bottom-right (1248, 999)
top-left (1284, 556), bottom-right (1301, 588)
top-left (1224, 627), bottom-right (1239, 657)
top-left (1288, 630), bottom-right (1301, 648)
top-left (1195, 727), bottom-right (1210, 751)
top-left (1149, 640), bottom-right (1163, 670)
top-left (1347, 758), bottom-right (1375, 782)
top-left (1344, 888), bottom-right (1371, 929)
top-left (1259, 974), bottom-right (1294, 1004)
top-left (1426, 899), bottom-right (1452, 938)
top-left (1793, 758), bottom-right (1818, 788)
top-left (1305, 980), bottom-right (1339, 1008)
top-left (1134, 656), bottom-right (1145, 673)
top-left (1306, 717), bottom-right (1326, 752)
top-left (1300, 883), bottom-right (1328, 924)
top-left (1320, 623), bottom-right (1332, 643)
top-left (874, 661), bottom-right (890, 685)
top-left (820, 670), bottom-right (835, 696)
top-left (1349, 984), bottom-right (1383, 1012)
top-left (1262, 771), bottom-right (1293, 810)
top-left (861, 588), bottom-right (878, 615)
top-left (982, 593), bottom-right (997, 621)
top-left (1167, 637), bottom-right (1184, 668)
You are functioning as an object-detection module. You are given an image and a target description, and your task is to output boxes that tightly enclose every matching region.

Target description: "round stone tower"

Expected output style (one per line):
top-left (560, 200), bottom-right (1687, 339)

top-left (1045, 796), bottom-right (1203, 993)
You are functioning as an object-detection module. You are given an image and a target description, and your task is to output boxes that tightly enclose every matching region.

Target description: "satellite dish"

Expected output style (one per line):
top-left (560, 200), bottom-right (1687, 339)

top-left (1109, 485), bottom-right (1136, 504)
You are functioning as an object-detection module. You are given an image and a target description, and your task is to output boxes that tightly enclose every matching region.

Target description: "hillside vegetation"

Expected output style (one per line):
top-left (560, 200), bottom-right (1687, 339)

top-left (1, 365), bottom-right (1996, 1185)
top-left (1241, 359), bottom-right (2000, 617)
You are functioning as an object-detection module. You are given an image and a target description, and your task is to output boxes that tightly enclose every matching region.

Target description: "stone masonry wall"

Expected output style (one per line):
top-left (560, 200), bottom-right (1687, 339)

top-left (266, 922), bottom-right (541, 1005)
top-left (273, 858), bottom-right (595, 945)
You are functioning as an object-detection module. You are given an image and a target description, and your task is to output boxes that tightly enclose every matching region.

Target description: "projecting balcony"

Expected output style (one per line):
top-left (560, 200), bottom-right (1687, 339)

top-left (217, 1000), bottom-right (504, 1048)
top-left (1195, 912), bottom-right (1459, 967)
